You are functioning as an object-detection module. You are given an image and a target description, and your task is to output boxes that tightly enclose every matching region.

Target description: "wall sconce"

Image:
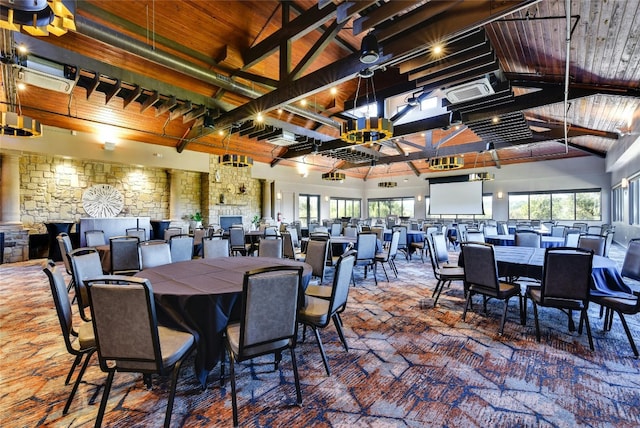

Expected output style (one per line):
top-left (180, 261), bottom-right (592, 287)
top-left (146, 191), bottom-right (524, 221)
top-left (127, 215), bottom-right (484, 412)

top-left (324, 195), bottom-right (329, 202)
top-left (497, 191), bottom-right (504, 199)
top-left (276, 191), bottom-right (282, 200)
top-left (417, 195), bottom-right (422, 202)
top-left (621, 177), bottom-right (629, 188)
top-left (104, 141), bottom-right (116, 151)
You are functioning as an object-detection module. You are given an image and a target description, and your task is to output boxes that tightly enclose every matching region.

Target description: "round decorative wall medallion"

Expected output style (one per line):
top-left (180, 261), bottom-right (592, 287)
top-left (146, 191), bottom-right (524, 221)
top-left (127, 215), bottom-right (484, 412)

top-left (82, 184), bottom-right (124, 218)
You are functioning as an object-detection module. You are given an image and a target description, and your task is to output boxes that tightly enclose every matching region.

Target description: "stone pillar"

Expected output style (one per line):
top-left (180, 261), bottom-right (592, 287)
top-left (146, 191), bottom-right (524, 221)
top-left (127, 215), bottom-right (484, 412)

top-left (168, 169), bottom-right (182, 221)
top-left (1, 153), bottom-right (21, 224)
top-left (262, 179), bottom-right (273, 221)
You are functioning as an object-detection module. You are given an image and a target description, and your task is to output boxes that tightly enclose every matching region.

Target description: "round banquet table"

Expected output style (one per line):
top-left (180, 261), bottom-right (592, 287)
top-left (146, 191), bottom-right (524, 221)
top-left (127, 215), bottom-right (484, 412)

top-left (484, 234), bottom-right (565, 248)
top-left (136, 257), bottom-right (311, 387)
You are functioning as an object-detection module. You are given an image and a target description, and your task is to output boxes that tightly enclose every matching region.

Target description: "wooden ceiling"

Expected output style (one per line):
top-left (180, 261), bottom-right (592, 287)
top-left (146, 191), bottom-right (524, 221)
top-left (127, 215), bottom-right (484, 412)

top-left (2, 0), bottom-right (639, 180)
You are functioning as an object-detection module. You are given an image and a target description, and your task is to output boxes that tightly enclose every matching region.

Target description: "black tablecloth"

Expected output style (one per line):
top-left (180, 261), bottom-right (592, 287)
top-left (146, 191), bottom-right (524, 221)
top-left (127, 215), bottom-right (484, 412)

top-left (136, 257), bottom-right (311, 387)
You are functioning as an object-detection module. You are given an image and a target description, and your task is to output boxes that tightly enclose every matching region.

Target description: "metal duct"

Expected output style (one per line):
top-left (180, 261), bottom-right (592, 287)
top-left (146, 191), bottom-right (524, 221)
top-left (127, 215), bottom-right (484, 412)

top-left (73, 16), bottom-right (340, 130)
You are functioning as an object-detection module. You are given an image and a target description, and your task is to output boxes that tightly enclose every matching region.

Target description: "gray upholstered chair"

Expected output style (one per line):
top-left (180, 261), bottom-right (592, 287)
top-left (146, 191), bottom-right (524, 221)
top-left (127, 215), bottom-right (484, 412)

top-left (353, 232), bottom-right (378, 286)
top-left (202, 237), bottom-right (230, 258)
top-left (392, 225), bottom-right (409, 259)
top-left (86, 276), bottom-right (196, 428)
top-left (222, 266), bottom-right (303, 427)
top-left (621, 238), bottom-right (640, 282)
top-left (524, 247), bottom-right (594, 350)
top-left (564, 228), bottom-right (582, 246)
top-left (330, 223), bottom-right (342, 236)
top-left (281, 232), bottom-right (301, 260)
top-left (299, 251), bottom-right (356, 376)
top-left (84, 229), bottom-right (106, 247)
top-left (125, 227), bottom-right (146, 242)
top-left (515, 231), bottom-right (541, 248)
top-left (169, 234), bottom-right (194, 262)
top-left (426, 234), bottom-right (465, 307)
top-left (375, 230), bottom-right (399, 280)
top-left (302, 239), bottom-right (329, 284)
top-left (343, 226), bottom-right (358, 238)
top-left (229, 226), bottom-right (250, 256)
top-left (43, 260), bottom-right (96, 415)
top-left (109, 235), bottom-right (140, 275)
top-left (192, 227), bottom-right (207, 257)
top-left (139, 241), bottom-right (172, 269)
top-left (551, 225), bottom-right (566, 237)
top-left (430, 232), bottom-right (457, 268)
top-left (69, 247), bottom-right (103, 322)
top-left (578, 234), bottom-right (606, 256)
top-left (591, 290), bottom-right (640, 358)
top-left (57, 232), bottom-right (75, 291)
top-left (257, 237), bottom-right (283, 258)
top-left (483, 225), bottom-right (498, 236)
top-left (461, 242), bottom-right (522, 335)
top-left (163, 226), bottom-right (183, 241)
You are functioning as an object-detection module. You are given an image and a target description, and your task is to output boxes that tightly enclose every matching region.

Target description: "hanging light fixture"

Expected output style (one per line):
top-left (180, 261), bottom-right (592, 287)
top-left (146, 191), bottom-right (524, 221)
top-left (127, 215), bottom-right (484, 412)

top-left (0, 0), bottom-right (76, 36)
top-left (341, 69), bottom-right (393, 145)
top-left (322, 171), bottom-right (346, 182)
top-left (360, 33), bottom-right (380, 64)
top-left (378, 181), bottom-right (398, 188)
top-left (1, 111), bottom-right (42, 137)
top-left (469, 171), bottom-right (494, 181)
top-left (219, 129), bottom-right (253, 167)
top-left (428, 156), bottom-right (464, 170)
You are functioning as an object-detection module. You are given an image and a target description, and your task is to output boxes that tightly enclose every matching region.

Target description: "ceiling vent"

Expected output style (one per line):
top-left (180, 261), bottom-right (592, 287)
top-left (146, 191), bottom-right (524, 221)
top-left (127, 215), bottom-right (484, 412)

top-left (444, 78), bottom-right (494, 104)
top-left (12, 56), bottom-right (76, 94)
top-left (267, 130), bottom-right (297, 146)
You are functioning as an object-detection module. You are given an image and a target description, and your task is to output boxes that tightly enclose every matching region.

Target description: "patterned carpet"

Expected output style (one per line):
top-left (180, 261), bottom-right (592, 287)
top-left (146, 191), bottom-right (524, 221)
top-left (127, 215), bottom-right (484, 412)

top-left (1, 246), bottom-right (639, 427)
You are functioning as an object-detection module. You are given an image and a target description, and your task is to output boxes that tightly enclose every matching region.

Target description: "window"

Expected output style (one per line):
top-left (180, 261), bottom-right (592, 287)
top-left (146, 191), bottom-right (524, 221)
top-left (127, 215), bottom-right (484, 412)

top-left (329, 198), bottom-right (361, 219)
top-left (507, 189), bottom-right (601, 221)
top-left (630, 175), bottom-right (640, 225)
top-left (612, 186), bottom-right (624, 222)
top-left (427, 194), bottom-right (493, 220)
top-left (368, 197), bottom-right (415, 218)
top-left (298, 194), bottom-right (320, 227)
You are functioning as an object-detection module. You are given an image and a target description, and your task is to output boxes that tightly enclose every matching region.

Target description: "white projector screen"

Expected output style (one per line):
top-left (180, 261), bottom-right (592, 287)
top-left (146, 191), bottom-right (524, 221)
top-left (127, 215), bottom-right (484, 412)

top-left (429, 180), bottom-right (484, 215)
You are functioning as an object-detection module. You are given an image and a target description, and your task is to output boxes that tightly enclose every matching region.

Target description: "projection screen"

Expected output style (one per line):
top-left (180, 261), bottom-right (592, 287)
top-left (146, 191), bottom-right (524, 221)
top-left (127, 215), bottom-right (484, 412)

top-left (429, 180), bottom-right (484, 215)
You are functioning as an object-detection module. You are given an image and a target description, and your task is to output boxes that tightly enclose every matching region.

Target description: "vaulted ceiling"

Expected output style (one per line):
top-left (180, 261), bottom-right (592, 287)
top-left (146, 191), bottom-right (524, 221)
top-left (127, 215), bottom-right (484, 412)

top-left (2, 0), bottom-right (639, 180)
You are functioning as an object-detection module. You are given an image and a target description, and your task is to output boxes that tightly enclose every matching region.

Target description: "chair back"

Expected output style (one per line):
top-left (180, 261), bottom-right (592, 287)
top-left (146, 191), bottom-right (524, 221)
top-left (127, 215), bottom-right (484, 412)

top-left (126, 228), bottom-right (146, 242)
top-left (139, 241), bottom-right (172, 269)
top-left (621, 239), bottom-right (640, 281)
top-left (577, 234), bottom-right (606, 256)
top-left (282, 232), bottom-right (296, 259)
top-left (86, 276), bottom-right (162, 373)
top-left (229, 227), bottom-right (246, 248)
top-left (388, 230), bottom-right (400, 258)
top-left (572, 222), bottom-right (588, 232)
top-left (497, 221), bottom-right (508, 235)
top-left (330, 223), bottom-right (342, 236)
top-left (237, 266), bottom-right (303, 358)
top-left (329, 251), bottom-right (357, 314)
top-left (202, 237), bottom-right (230, 258)
top-left (564, 230), bottom-right (581, 247)
top-left (541, 247), bottom-right (593, 304)
top-left (109, 235), bottom-right (141, 274)
top-left (43, 260), bottom-right (84, 353)
top-left (344, 226), bottom-right (358, 238)
top-left (551, 225), bottom-right (566, 237)
top-left (370, 226), bottom-right (384, 242)
top-left (603, 229), bottom-right (615, 257)
top-left (305, 239), bottom-right (329, 281)
top-left (460, 242), bottom-right (499, 291)
top-left (287, 226), bottom-right (300, 248)
top-left (57, 232), bottom-right (74, 274)
top-left (515, 231), bottom-right (541, 248)
top-left (430, 232), bottom-right (450, 265)
top-left (465, 231), bottom-right (485, 243)
top-left (69, 247), bottom-right (103, 321)
top-left (193, 227), bottom-right (207, 245)
top-left (392, 225), bottom-right (408, 249)
top-left (164, 227), bottom-right (183, 241)
top-left (263, 226), bottom-right (279, 238)
top-left (355, 233), bottom-right (377, 262)
top-left (85, 230), bottom-right (106, 247)
top-left (586, 225), bottom-right (602, 235)
top-left (169, 234), bottom-right (194, 262)
top-left (258, 237), bottom-right (283, 258)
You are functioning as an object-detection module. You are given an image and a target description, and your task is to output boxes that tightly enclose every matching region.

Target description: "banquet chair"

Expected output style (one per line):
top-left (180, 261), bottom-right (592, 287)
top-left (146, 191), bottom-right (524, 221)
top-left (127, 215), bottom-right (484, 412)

top-left (483, 225), bottom-right (498, 236)
top-left (302, 239), bottom-right (329, 284)
top-left (515, 231), bottom-right (541, 248)
top-left (263, 226), bottom-right (279, 238)
top-left (573, 222), bottom-right (588, 232)
top-left (564, 229), bottom-right (581, 247)
top-left (139, 241), bottom-right (172, 269)
top-left (430, 232), bottom-right (458, 268)
top-left (84, 230), bottom-right (106, 247)
top-left (299, 252), bottom-right (356, 376)
top-left (43, 261), bottom-right (96, 415)
top-left (353, 232), bottom-right (378, 286)
top-left (125, 227), bottom-right (146, 242)
top-left (587, 225), bottom-right (602, 235)
top-left (86, 276), bottom-right (196, 428)
top-left (590, 290), bottom-right (640, 358)
top-left (69, 247), bottom-right (103, 322)
top-left (258, 237), bottom-right (283, 258)
top-left (330, 223), bottom-right (342, 236)
top-left (202, 237), bottom-right (230, 258)
top-left (375, 230), bottom-right (399, 280)
top-left (392, 225), bottom-right (409, 259)
top-left (109, 235), bottom-right (140, 275)
top-left (370, 226), bottom-right (384, 246)
top-left (461, 242), bottom-right (522, 335)
top-left (169, 234), bottom-right (194, 262)
top-left (287, 226), bottom-right (300, 249)
top-left (551, 225), bottom-right (566, 237)
top-left (57, 232), bottom-right (75, 292)
top-left (497, 221), bottom-right (508, 235)
top-left (163, 227), bottom-right (183, 241)
top-left (282, 232), bottom-right (302, 260)
top-left (524, 247), bottom-right (594, 350)
top-left (426, 234), bottom-right (465, 307)
top-left (603, 229), bottom-right (615, 257)
top-left (409, 233), bottom-right (427, 263)
top-left (192, 227), bottom-right (208, 257)
top-left (465, 230), bottom-right (486, 243)
top-left (229, 227), bottom-right (250, 256)
top-left (344, 226), bottom-right (358, 238)
top-left (621, 238), bottom-right (640, 282)
top-left (221, 266), bottom-right (303, 427)
top-left (577, 234), bottom-right (606, 256)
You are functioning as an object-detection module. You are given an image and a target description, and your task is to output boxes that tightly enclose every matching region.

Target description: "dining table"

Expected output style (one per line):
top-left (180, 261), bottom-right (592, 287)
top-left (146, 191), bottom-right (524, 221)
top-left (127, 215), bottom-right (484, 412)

top-left (491, 246), bottom-right (632, 297)
top-left (135, 256), bottom-right (312, 387)
top-left (484, 234), bottom-right (565, 248)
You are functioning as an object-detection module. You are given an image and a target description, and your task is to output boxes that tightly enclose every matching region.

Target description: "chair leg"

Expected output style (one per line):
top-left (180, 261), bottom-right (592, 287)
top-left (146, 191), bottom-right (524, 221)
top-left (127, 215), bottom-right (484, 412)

top-left (65, 354), bottom-right (83, 385)
top-left (389, 260), bottom-right (398, 278)
top-left (164, 359), bottom-right (186, 428)
top-left (499, 298), bottom-right (510, 335)
top-left (379, 262), bottom-right (389, 282)
top-left (95, 370), bottom-right (115, 428)
top-left (332, 314), bottom-right (349, 352)
top-left (289, 347), bottom-right (303, 405)
top-left (581, 310), bottom-right (594, 351)
top-left (312, 326), bottom-right (330, 376)
top-left (63, 350), bottom-right (95, 415)
top-left (229, 353), bottom-right (239, 428)
top-left (533, 302), bottom-right (541, 342)
top-left (433, 280), bottom-right (447, 307)
top-left (462, 291), bottom-right (473, 321)
top-left (617, 312), bottom-right (639, 358)
top-left (521, 294), bottom-right (528, 326)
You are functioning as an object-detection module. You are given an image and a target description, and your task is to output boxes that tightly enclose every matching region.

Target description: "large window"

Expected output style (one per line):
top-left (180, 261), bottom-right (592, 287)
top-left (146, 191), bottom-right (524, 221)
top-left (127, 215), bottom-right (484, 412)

top-left (368, 197), bottom-right (415, 218)
top-left (630, 175), bottom-right (640, 225)
top-left (329, 198), bottom-right (361, 219)
top-left (612, 185), bottom-right (624, 222)
top-left (298, 194), bottom-right (320, 227)
top-left (508, 189), bottom-right (601, 221)
top-left (427, 195), bottom-right (493, 220)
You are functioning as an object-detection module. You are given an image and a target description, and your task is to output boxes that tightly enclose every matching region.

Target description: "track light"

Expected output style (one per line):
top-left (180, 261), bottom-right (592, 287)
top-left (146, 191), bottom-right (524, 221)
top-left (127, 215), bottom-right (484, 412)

top-left (360, 33), bottom-right (380, 64)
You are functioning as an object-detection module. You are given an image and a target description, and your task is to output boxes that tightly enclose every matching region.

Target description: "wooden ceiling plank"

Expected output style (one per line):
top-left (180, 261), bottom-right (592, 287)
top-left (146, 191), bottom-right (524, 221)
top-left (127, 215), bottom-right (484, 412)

top-left (182, 105), bottom-right (206, 123)
top-left (353, 0), bottom-right (426, 36)
top-left (290, 20), bottom-right (345, 80)
top-left (104, 79), bottom-right (122, 105)
top-left (407, 42), bottom-right (493, 80)
top-left (337, 0), bottom-right (378, 24)
top-left (140, 90), bottom-right (160, 114)
top-left (169, 101), bottom-right (192, 121)
top-left (372, 0), bottom-right (464, 40)
top-left (122, 85), bottom-right (142, 109)
top-left (155, 95), bottom-right (178, 117)
top-left (85, 72), bottom-right (100, 100)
